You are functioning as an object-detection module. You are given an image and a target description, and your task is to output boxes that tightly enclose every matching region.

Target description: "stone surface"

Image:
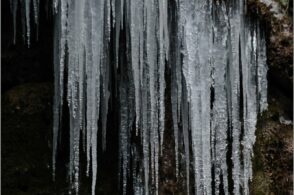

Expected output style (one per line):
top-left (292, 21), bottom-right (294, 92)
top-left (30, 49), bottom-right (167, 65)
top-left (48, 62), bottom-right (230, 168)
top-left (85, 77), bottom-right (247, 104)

top-left (248, 1), bottom-right (293, 194)
top-left (251, 94), bottom-right (293, 194)
top-left (248, 0), bottom-right (293, 96)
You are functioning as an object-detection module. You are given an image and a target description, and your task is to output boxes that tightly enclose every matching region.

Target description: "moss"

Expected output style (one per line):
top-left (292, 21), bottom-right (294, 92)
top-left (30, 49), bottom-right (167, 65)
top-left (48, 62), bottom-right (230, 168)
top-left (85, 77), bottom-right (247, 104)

top-left (252, 95), bottom-right (293, 194)
top-left (251, 171), bottom-right (272, 195)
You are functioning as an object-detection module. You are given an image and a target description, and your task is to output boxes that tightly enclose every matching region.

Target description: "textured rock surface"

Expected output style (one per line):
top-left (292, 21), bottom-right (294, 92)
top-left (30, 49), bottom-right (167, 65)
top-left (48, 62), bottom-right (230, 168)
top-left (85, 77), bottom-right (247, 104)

top-left (248, 0), bottom-right (293, 95)
top-left (251, 92), bottom-right (293, 194)
top-left (2, 83), bottom-right (57, 194)
top-left (248, 0), bottom-right (293, 194)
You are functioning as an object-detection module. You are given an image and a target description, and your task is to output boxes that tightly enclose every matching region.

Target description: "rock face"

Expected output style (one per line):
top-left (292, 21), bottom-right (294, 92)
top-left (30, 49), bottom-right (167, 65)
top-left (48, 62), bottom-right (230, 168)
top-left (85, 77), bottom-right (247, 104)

top-left (248, 0), bottom-right (293, 194)
top-left (248, 0), bottom-right (293, 95)
top-left (2, 83), bottom-right (56, 194)
top-left (252, 94), bottom-right (293, 194)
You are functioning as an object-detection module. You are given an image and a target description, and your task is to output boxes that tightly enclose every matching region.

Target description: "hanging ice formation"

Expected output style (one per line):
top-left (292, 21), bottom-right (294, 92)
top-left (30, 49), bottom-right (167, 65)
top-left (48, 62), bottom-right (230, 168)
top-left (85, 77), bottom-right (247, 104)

top-left (9, 0), bottom-right (40, 46)
top-left (10, 0), bottom-right (268, 194)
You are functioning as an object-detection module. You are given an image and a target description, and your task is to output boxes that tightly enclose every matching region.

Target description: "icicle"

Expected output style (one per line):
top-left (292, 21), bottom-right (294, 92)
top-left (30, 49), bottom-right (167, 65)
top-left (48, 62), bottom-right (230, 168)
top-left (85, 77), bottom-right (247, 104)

top-left (182, 0), bottom-right (214, 192)
top-left (257, 26), bottom-right (268, 113)
top-left (105, 0), bottom-right (111, 42)
top-left (101, 0), bottom-right (111, 151)
top-left (92, 0), bottom-right (104, 193)
top-left (53, 0), bottom-right (59, 13)
top-left (111, 0), bottom-right (116, 28)
top-left (85, 0), bottom-right (93, 176)
top-left (10, 0), bottom-right (41, 45)
top-left (130, 0), bottom-right (141, 133)
top-left (33, 0), bottom-right (39, 28)
top-left (25, 0), bottom-right (31, 47)
top-left (211, 1), bottom-right (229, 194)
top-left (228, 1), bottom-right (242, 194)
top-left (115, 0), bottom-right (121, 68)
top-left (245, 22), bottom-right (258, 195)
top-left (158, 0), bottom-right (167, 153)
top-left (170, 9), bottom-right (180, 177)
top-left (101, 59), bottom-right (110, 151)
top-left (52, 6), bottom-right (61, 180)
top-left (120, 0), bottom-right (124, 29)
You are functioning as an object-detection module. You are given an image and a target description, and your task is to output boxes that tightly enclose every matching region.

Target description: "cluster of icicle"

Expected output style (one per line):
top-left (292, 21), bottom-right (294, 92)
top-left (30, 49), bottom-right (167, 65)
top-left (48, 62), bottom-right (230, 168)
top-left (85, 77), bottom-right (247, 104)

top-left (9, 0), bottom-right (40, 46)
top-left (11, 0), bottom-right (268, 194)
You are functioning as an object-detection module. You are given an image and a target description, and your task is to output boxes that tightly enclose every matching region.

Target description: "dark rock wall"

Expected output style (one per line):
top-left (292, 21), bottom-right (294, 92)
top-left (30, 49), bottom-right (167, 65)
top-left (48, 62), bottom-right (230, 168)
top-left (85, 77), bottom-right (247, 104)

top-left (248, 0), bottom-right (293, 194)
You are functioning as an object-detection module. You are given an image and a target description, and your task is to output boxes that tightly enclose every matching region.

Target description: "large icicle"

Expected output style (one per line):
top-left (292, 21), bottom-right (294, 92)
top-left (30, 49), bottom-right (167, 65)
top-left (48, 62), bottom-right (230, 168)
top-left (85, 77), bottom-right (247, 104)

top-left (241, 20), bottom-right (259, 195)
top-left (182, 0), bottom-right (213, 193)
top-left (228, 1), bottom-right (242, 194)
top-left (211, 1), bottom-right (229, 194)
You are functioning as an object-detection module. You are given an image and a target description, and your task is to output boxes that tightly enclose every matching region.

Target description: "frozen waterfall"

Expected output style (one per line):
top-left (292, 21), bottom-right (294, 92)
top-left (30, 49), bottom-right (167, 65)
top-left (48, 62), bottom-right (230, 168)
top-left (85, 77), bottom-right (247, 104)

top-left (10, 0), bottom-right (268, 194)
